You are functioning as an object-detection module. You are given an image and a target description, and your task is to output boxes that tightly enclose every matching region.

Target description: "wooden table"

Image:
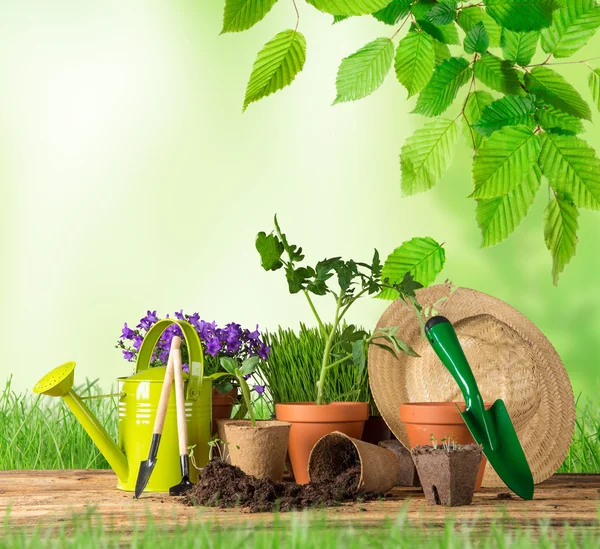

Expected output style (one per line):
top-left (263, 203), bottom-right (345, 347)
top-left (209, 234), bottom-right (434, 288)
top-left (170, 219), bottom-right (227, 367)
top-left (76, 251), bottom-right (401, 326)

top-left (1, 471), bottom-right (599, 534)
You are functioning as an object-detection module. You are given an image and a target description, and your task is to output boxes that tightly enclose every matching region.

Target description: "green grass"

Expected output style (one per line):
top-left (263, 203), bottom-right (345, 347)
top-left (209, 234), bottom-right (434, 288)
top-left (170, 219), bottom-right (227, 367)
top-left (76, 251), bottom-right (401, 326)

top-left (2, 507), bottom-right (600, 548)
top-left (1, 378), bottom-right (598, 473)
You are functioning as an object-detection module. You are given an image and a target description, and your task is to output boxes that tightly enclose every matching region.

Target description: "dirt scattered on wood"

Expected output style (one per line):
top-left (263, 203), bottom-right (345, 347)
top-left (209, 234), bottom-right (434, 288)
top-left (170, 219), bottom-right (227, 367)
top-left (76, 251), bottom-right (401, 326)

top-left (496, 492), bottom-right (513, 500)
top-left (181, 460), bottom-right (376, 513)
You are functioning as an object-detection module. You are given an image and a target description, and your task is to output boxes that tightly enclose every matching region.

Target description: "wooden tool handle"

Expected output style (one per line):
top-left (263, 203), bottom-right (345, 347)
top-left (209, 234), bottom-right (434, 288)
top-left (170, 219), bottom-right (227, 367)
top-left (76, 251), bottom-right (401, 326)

top-left (172, 345), bottom-right (189, 456)
top-left (152, 336), bottom-right (181, 435)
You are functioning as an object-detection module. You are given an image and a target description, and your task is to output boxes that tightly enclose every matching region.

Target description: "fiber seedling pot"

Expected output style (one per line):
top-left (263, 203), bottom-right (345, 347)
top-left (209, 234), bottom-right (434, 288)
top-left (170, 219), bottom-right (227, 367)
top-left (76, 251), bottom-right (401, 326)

top-left (411, 444), bottom-right (483, 507)
top-left (218, 420), bottom-right (291, 482)
top-left (276, 402), bottom-right (368, 485)
top-left (211, 387), bottom-right (238, 435)
top-left (308, 431), bottom-right (400, 494)
top-left (378, 440), bottom-right (420, 487)
top-left (399, 402), bottom-right (489, 490)
top-left (361, 415), bottom-right (394, 445)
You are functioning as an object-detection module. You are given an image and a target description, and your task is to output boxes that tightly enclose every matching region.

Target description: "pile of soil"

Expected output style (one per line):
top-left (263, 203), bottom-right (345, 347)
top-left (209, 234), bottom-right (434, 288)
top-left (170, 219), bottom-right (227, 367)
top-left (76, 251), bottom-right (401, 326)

top-left (181, 459), bottom-right (376, 513)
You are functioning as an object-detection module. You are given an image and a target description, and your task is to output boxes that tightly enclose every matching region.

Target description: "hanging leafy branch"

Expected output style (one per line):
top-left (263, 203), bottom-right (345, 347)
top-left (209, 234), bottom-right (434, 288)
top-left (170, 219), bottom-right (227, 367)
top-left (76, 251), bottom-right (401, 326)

top-left (220, 0), bottom-right (600, 285)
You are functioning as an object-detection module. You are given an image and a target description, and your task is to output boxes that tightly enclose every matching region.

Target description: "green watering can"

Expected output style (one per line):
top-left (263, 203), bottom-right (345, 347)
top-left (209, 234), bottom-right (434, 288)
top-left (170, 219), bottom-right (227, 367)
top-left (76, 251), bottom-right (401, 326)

top-left (33, 319), bottom-right (212, 492)
top-left (425, 316), bottom-right (534, 500)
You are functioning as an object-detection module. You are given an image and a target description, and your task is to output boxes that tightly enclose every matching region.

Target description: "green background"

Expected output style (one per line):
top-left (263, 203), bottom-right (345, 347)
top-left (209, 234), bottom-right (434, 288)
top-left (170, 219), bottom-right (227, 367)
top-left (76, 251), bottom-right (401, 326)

top-left (1, 1), bottom-right (599, 399)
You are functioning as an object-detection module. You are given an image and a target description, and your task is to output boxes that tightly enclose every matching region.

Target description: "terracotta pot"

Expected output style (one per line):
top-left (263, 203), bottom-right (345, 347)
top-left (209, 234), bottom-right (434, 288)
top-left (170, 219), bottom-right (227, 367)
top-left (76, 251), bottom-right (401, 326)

top-left (275, 402), bottom-right (369, 485)
top-left (308, 431), bottom-right (400, 494)
top-left (411, 444), bottom-right (483, 506)
top-left (361, 415), bottom-right (394, 445)
top-left (217, 419), bottom-right (291, 481)
top-left (211, 387), bottom-right (238, 434)
top-left (399, 402), bottom-right (490, 490)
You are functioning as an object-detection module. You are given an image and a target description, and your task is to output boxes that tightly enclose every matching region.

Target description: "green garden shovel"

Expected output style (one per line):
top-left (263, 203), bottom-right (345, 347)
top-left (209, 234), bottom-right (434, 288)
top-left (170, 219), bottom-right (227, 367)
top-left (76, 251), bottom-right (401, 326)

top-left (425, 316), bottom-right (534, 500)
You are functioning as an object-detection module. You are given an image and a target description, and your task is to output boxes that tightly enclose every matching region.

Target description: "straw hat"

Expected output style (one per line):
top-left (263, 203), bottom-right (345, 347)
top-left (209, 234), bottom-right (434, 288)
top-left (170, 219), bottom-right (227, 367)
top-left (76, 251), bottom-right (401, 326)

top-left (368, 283), bottom-right (575, 487)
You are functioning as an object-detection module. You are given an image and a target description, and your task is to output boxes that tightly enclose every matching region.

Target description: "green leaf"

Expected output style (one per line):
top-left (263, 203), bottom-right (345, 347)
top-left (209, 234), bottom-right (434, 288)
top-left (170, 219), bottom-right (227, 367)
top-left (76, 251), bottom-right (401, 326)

top-left (457, 6), bottom-right (502, 47)
top-left (501, 30), bottom-right (539, 65)
top-left (274, 214), bottom-right (305, 262)
top-left (535, 105), bottom-right (584, 134)
top-left (220, 357), bottom-right (239, 375)
top-left (333, 14), bottom-right (350, 22)
top-left (417, 20), bottom-right (461, 44)
top-left (334, 37), bottom-right (394, 104)
top-left (379, 236), bottom-right (446, 299)
top-left (433, 39), bottom-right (452, 63)
top-left (241, 356), bottom-right (259, 376)
top-left (464, 22), bottom-right (490, 54)
top-left (464, 90), bottom-right (495, 149)
top-left (524, 65), bottom-right (591, 120)
top-left (413, 57), bottom-right (472, 117)
top-left (476, 164), bottom-right (541, 247)
top-left (473, 53), bottom-right (523, 96)
top-left (473, 95), bottom-right (537, 136)
top-left (352, 339), bottom-right (366, 372)
top-left (471, 125), bottom-right (541, 198)
top-left (243, 30), bottom-right (306, 111)
top-left (589, 69), bottom-right (600, 112)
top-left (307, 0), bottom-right (391, 16)
top-left (427, 0), bottom-right (458, 25)
top-left (541, 0), bottom-right (600, 58)
top-left (395, 31), bottom-right (435, 97)
top-left (544, 192), bottom-right (579, 285)
top-left (539, 132), bottom-right (600, 209)
top-left (255, 232), bottom-right (284, 270)
top-left (373, 0), bottom-right (412, 24)
top-left (485, 0), bottom-right (559, 32)
top-left (221, 0), bottom-right (278, 33)
top-left (401, 118), bottom-right (460, 195)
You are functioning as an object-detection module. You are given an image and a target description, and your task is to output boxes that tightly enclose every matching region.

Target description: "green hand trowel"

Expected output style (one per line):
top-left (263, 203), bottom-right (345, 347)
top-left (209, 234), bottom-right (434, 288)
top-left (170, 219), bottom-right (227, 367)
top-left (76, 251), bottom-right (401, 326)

top-left (425, 316), bottom-right (534, 500)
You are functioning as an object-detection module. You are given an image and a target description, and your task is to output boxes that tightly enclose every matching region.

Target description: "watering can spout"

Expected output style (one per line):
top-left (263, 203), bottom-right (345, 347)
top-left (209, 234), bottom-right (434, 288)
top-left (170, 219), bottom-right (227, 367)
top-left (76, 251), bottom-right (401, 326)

top-left (33, 362), bottom-right (129, 483)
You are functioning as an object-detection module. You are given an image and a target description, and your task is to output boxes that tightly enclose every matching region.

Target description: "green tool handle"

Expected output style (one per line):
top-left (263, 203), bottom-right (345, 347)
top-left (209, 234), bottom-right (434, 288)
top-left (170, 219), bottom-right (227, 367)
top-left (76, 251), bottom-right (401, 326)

top-left (425, 316), bottom-right (498, 450)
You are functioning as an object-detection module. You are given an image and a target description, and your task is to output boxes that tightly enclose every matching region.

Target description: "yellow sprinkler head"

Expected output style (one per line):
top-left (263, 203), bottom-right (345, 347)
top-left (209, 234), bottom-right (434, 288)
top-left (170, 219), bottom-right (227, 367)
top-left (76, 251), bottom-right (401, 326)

top-left (34, 361), bottom-right (76, 397)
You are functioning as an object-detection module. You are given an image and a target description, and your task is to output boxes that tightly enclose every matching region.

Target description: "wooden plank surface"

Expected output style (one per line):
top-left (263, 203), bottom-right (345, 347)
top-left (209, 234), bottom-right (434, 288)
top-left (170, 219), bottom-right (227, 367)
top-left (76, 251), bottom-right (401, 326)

top-left (1, 471), bottom-right (599, 533)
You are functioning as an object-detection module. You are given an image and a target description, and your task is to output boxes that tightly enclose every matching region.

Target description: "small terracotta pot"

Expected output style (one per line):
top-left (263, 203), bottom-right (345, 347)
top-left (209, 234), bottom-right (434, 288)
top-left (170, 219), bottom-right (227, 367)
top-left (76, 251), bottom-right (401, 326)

top-left (308, 432), bottom-right (400, 494)
top-left (399, 402), bottom-right (490, 490)
top-left (217, 419), bottom-right (291, 481)
top-left (361, 415), bottom-right (394, 445)
top-left (211, 387), bottom-right (238, 434)
top-left (275, 402), bottom-right (369, 485)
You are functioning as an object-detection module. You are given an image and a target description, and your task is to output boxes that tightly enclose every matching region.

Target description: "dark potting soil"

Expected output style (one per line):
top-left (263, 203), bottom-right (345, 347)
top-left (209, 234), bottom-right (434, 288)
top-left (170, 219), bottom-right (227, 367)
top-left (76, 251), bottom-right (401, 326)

top-left (181, 459), bottom-right (375, 513)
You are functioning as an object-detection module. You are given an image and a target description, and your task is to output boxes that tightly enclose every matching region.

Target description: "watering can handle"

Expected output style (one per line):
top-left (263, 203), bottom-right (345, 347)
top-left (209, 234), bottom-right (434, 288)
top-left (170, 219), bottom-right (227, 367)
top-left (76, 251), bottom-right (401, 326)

top-left (135, 319), bottom-right (204, 400)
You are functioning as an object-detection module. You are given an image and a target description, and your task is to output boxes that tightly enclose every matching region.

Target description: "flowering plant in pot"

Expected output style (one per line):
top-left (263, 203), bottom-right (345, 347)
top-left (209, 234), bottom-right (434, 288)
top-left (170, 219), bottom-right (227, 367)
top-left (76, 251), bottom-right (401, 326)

top-left (255, 216), bottom-right (443, 483)
top-left (213, 356), bottom-right (291, 482)
top-left (116, 310), bottom-right (271, 432)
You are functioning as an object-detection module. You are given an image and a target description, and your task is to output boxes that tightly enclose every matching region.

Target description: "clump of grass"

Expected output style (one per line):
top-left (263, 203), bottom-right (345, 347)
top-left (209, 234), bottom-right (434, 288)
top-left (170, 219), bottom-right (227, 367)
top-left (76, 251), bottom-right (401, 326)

top-left (558, 395), bottom-right (600, 473)
top-left (0, 377), bottom-right (115, 470)
top-left (259, 324), bottom-right (369, 406)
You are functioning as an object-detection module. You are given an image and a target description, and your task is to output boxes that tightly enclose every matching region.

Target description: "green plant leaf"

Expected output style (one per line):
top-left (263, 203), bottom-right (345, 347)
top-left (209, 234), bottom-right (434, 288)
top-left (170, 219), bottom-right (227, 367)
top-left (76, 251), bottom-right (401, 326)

top-left (472, 125), bottom-right (541, 198)
top-left (221, 0), bottom-right (279, 33)
top-left (433, 39), bottom-right (452, 63)
top-left (476, 164), bottom-right (541, 247)
top-left (589, 68), bottom-right (600, 112)
top-left (473, 53), bottom-right (523, 96)
top-left (241, 356), bottom-right (260, 376)
top-left (379, 236), bottom-right (446, 299)
top-left (484, 0), bottom-right (559, 32)
top-left (541, 0), bottom-right (600, 58)
top-left (535, 105), bottom-right (584, 134)
top-left (427, 0), bottom-right (458, 25)
top-left (333, 14), bottom-right (350, 22)
top-left (243, 30), bottom-right (306, 111)
top-left (539, 132), bottom-right (600, 209)
top-left (373, 0), bottom-right (412, 24)
top-left (256, 232), bottom-right (284, 270)
top-left (351, 339), bottom-right (366, 371)
top-left (464, 90), bottom-right (495, 149)
top-left (306, 0), bottom-right (392, 16)
top-left (220, 357), bottom-right (239, 375)
top-left (395, 31), bottom-right (435, 97)
top-left (501, 29), bottom-right (539, 65)
top-left (413, 57), bottom-right (472, 117)
top-left (457, 6), bottom-right (502, 47)
top-left (544, 191), bottom-right (579, 285)
top-left (524, 66), bottom-right (592, 120)
top-left (473, 95), bottom-right (537, 136)
top-left (417, 20), bottom-right (461, 44)
top-left (334, 37), bottom-right (394, 103)
top-left (464, 22), bottom-right (490, 54)
top-left (401, 118), bottom-right (460, 195)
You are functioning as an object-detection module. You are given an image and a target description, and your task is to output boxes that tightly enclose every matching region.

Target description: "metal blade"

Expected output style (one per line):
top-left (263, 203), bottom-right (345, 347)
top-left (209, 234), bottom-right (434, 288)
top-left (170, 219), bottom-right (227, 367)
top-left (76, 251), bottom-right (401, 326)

top-left (461, 399), bottom-right (534, 500)
top-left (134, 458), bottom-right (157, 499)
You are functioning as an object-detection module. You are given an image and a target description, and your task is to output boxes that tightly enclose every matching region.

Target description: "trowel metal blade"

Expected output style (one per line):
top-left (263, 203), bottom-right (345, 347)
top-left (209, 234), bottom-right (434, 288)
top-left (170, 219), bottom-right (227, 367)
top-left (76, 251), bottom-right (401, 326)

top-left (134, 458), bottom-right (157, 499)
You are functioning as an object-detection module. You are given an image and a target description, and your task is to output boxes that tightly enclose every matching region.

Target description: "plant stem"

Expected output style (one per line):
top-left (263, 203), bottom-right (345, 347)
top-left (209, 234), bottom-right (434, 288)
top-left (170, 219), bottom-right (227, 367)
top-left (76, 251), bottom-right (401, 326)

top-left (338, 288), bottom-right (368, 322)
top-left (316, 295), bottom-right (342, 405)
top-left (525, 56), bottom-right (600, 68)
top-left (239, 376), bottom-right (256, 427)
top-left (303, 290), bottom-right (326, 333)
top-left (292, 0), bottom-right (300, 31)
top-left (325, 353), bottom-right (353, 371)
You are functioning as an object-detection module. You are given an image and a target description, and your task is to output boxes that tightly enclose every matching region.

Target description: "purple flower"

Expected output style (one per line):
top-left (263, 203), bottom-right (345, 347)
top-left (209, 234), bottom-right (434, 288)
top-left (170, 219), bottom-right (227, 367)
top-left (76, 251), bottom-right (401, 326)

top-left (122, 350), bottom-right (135, 361)
top-left (137, 310), bottom-right (158, 331)
top-left (244, 374), bottom-right (252, 380)
top-left (175, 309), bottom-right (185, 321)
top-left (247, 325), bottom-right (261, 342)
top-left (133, 335), bottom-right (144, 351)
top-left (253, 385), bottom-right (265, 395)
top-left (205, 337), bottom-right (221, 356)
top-left (257, 343), bottom-right (270, 360)
top-left (121, 323), bottom-right (135, 340)
top-left (182, 363), bottom-right (189, 374)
